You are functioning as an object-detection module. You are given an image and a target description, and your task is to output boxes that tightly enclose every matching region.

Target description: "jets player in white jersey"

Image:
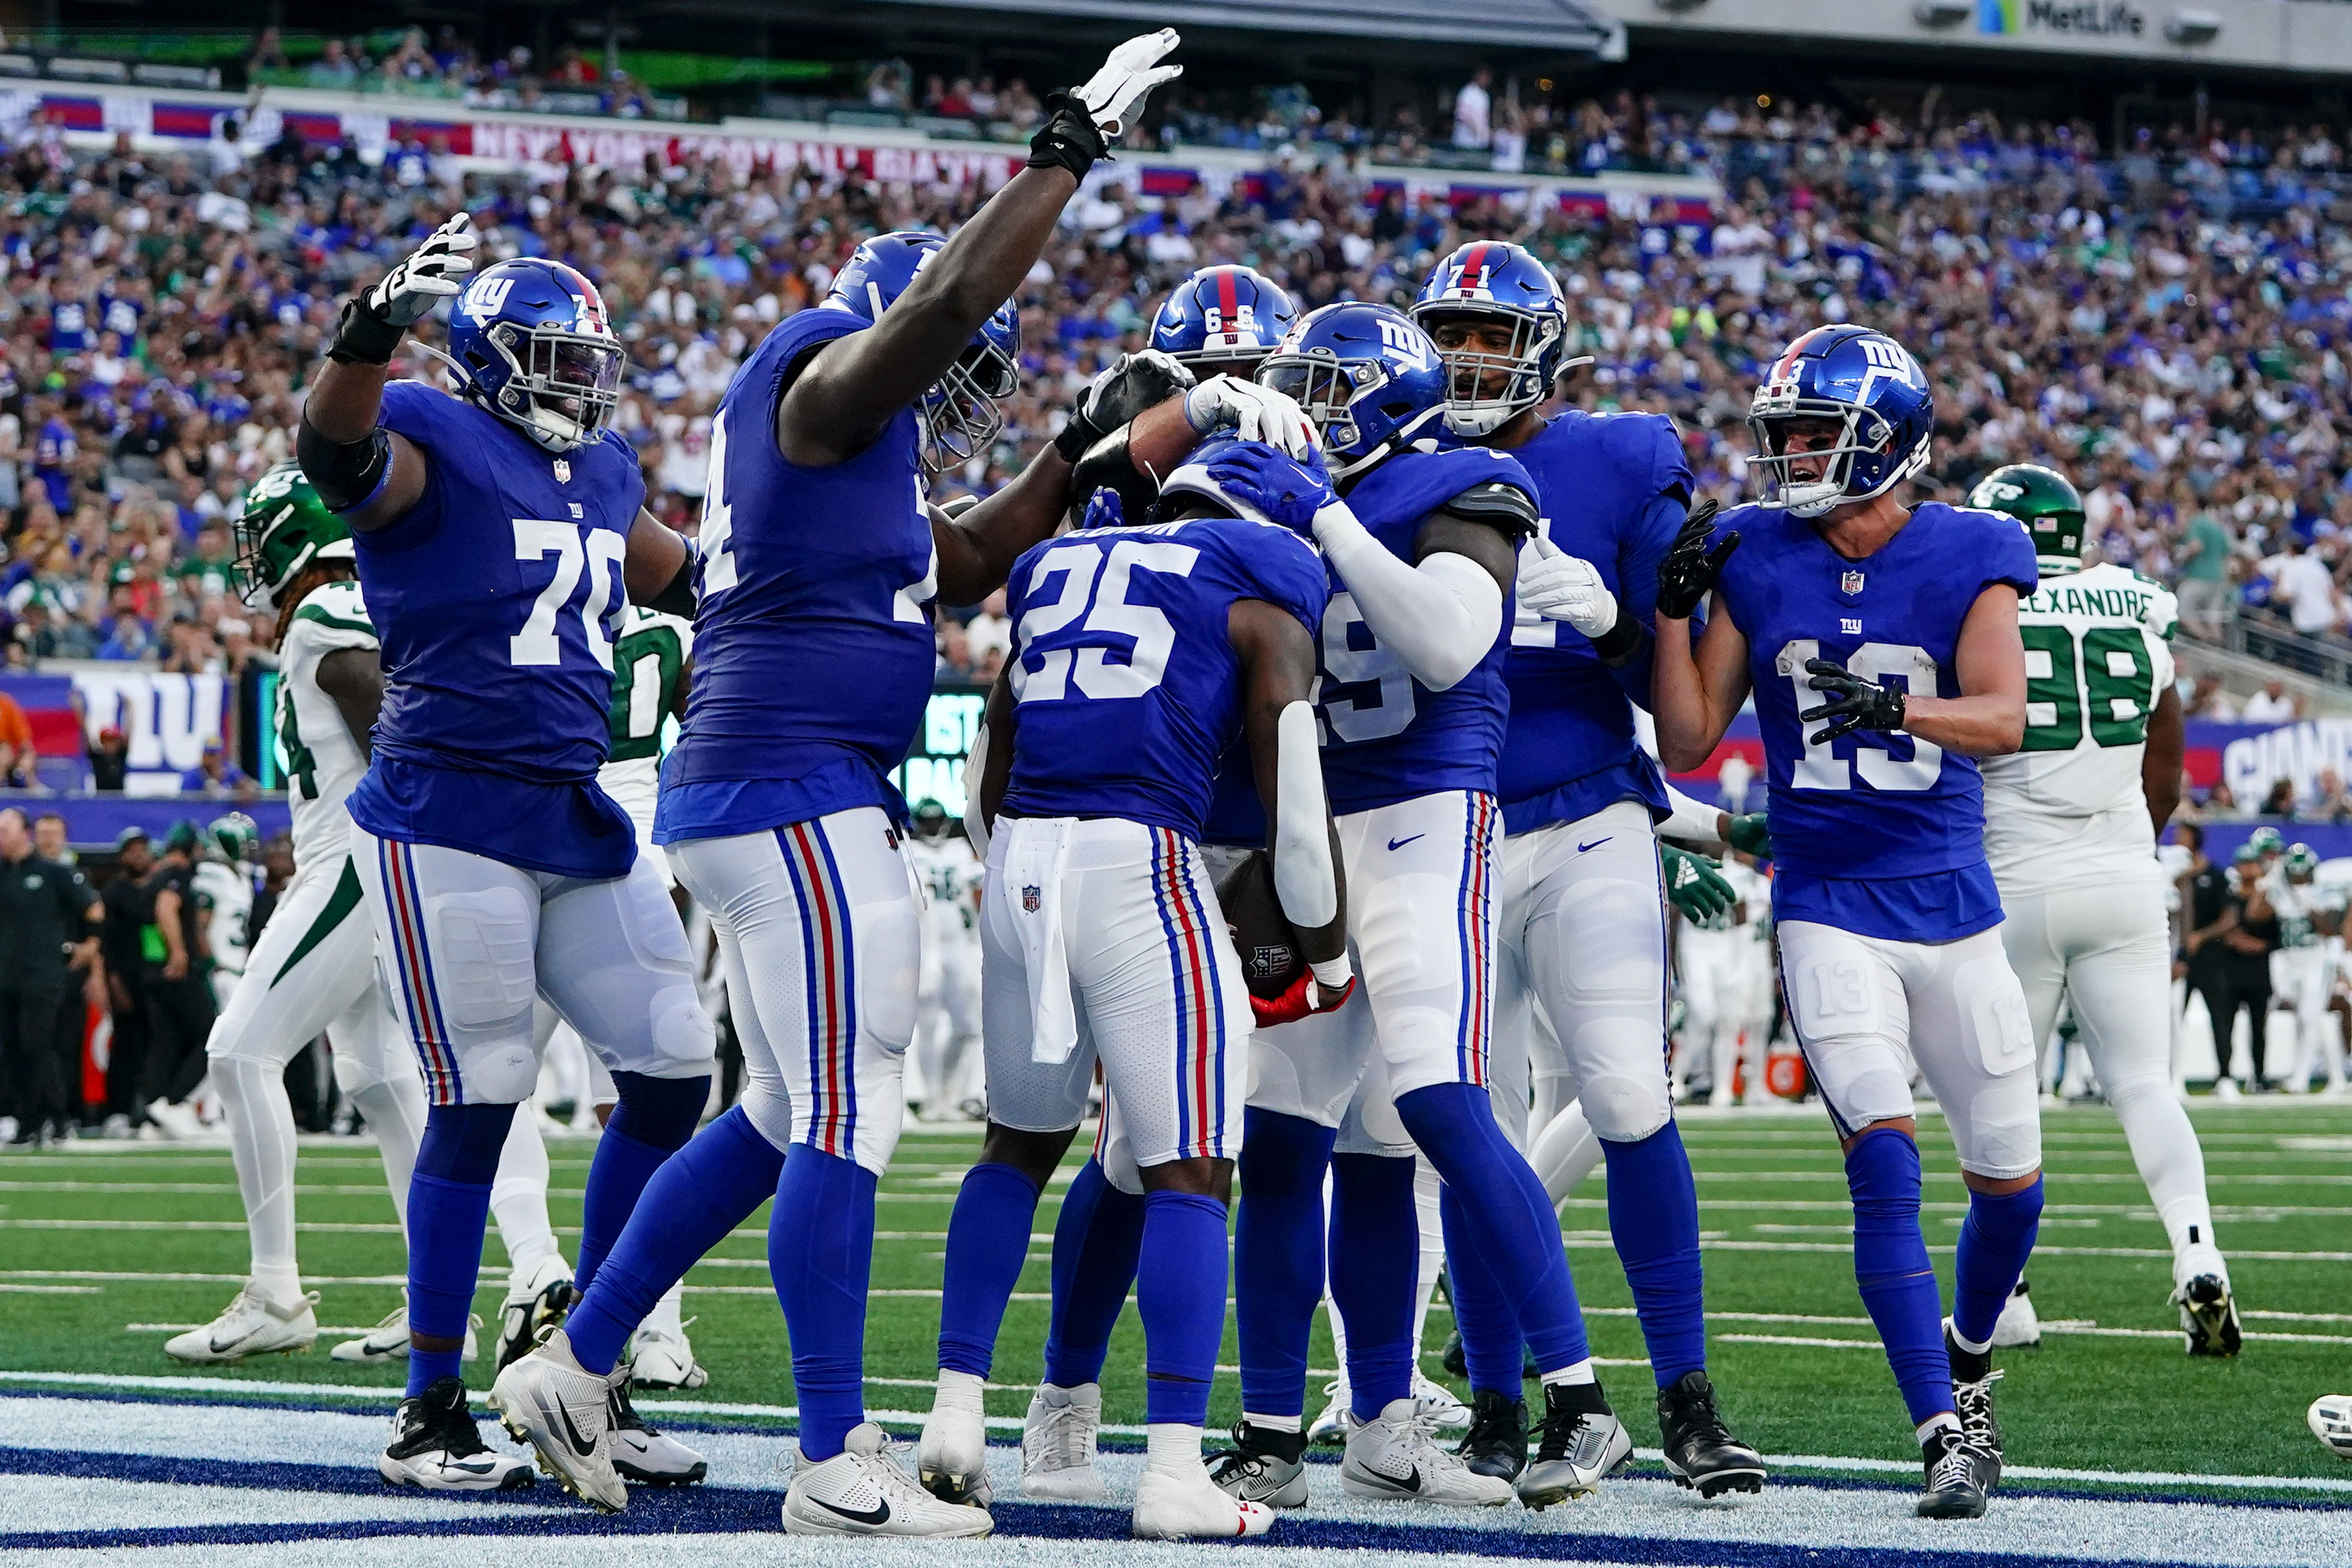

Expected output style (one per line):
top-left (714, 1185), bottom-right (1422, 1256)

top-left (2270, 845), bottom-right (2346, 1096)
top-left (193, 815), bottom-right (260, 1009)
top-left (1673, 854), bottom-right (1775, 1108)
top-left (1970, 464), bottom-right (2239, 1356)
top-left (906, 799), bottom-right (984, 1121)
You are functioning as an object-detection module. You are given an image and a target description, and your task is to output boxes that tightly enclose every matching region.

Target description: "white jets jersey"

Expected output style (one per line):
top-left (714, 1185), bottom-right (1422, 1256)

top-left (193, 858), bottom-right (256, 976)
top-left (907, 834), bottom-right (981, 935)
top-left (275, 578), bottom-right (378, 868)
top-left (597, 606), bottom-right (694, 837)
top-left (1982, 563), bottom-right (2177, 898)
top-left (2271, 878), bottom-right (2344, 951)
top-left (1682, 858), bottom-right (1772, 942)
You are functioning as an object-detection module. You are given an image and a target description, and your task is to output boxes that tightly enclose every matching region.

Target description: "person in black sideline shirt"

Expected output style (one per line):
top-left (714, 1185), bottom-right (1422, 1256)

top-left (97, 826), bottom-right (154, 1136)
top-left (138, 820), bottom-right (218, 1138)
top-left (0, 806), bottom-right (102, 1145)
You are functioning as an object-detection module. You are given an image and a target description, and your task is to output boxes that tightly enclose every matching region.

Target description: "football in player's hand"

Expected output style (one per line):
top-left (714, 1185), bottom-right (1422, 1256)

top-left (1218, 850), bottom-right (1303, 1001)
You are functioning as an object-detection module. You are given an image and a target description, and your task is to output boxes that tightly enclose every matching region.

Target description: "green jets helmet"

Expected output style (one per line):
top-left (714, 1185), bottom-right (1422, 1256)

top-left (2250, 825), bottom-right (2285, 857)
top-left (207, 812), bottom-right (260, 865)
top-left (2285, 843), bottom-right (2319, 881)
top-left (1968, 463), bottom-right (2086, 575)
top-left (233, 462), bottom-right (354, 612)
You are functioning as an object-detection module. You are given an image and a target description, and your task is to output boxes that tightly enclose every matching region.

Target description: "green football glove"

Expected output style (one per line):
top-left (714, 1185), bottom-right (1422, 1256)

top-left (1662, 845), bottom-right (1736, 922)
top-left (1724, 812), bottom-right (1771, 858)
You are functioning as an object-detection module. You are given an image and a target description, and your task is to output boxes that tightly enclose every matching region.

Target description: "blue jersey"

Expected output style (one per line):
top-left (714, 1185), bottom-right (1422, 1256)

top-left (1001, 514), bottom-right (1326, 840)
top-left (347, 381), bottom-right (646, 878)
top-left (1711, 500), bottom-right (2038, 942)
top-left (657, 307), bottom-right (938, 844)
top-left (1315, 445), bottom-right (1535, 814)
top-left (1492, 410), bottom-right (1691, 835)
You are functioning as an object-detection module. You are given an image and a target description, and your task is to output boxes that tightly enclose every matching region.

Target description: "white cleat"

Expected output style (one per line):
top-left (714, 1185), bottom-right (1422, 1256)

top-left (379, 1375), bottom-right (536, 1494)
top-left (145, 1097), bottom-right (209, 1141)
top-left (2310, 1395), bottom-right (2352, 1460)
top-left (609, 1377), bottom-right (708, 1486)
top-left (628, 1322), bottom-right (708, 1390)
top-left (164, 1281), bottom-right (319, 1364)
top-left (495, 1255), bottom-right (575, 1372)
top-left (915, 1375), bottom-right (993, 1506)
top-left (1134, 1458), bottom-right (1276, 1539)
top-left (1022, 1382), bottom-right (1108, 1500)
top-left (1991, 1279), bottom-right (2041, 1350)
top-left (2210, 1077), bottom-right (2242, 1102)
top-left (331, 1305), bottom-right (480, 1363)
top-left (487, 1327), bottom-right (628, 1512)
top-left (1340, 1396), bottom-right (1514, 1506)
top-left (1415, 1372), bottom-right (1472, 1430)
top-left (783, 1422), bottom-right (994, 1537)
top-left (1308, 1377), bottom-right (1350, 1446)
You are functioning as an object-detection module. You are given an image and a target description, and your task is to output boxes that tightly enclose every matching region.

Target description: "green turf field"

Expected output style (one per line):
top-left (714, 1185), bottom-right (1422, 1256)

top-left (3, 1101), bottom-right (2347, 1489)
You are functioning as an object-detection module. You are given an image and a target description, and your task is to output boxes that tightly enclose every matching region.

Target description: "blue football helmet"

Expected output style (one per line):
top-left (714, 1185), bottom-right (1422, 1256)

top-left (1149, 266), bottom-right (1297, 375)
top-left (1154, 433), bottom-right (1280, 527)
top-left (1409, 241), bottom-right (1568, 438)
top-left (1255, 302), bottom-right (1447, 477)
top-left (827, 231), bottom-right (1020, 473)
top-left (1746, 325), bottom-right (1933, 518)
top-left (445, 258), bottom-right (624, 453)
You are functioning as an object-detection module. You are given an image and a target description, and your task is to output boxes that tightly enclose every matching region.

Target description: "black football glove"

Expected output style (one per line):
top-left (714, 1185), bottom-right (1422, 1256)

top-left (1800, 657), bottom-right (1907, 745)
top-left (1655, 497), bottom-right (1734, 620)
top-left (1055, 349), bottom-right (1196, 463)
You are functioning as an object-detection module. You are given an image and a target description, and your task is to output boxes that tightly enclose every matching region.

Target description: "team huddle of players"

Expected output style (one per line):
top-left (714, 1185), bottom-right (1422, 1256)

top-left (161, 28), bottom-right (2258, 1543)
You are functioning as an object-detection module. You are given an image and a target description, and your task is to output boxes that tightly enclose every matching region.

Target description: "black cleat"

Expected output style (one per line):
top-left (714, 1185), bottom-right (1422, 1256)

top-left (1944, 1320), bottom-right (2005, 1485)
top-left (1516, 1379), bottom-right (1631, 1509)
top-left (379, 1375), bottom-right (537, 1493)
top-left (1206, 1420), bottom-right (1309, 1507)
top-left (1655, 1370), bottom-right (1766, 1498)
top-left (1916, 1426), bottom-right (1991, 1520)
top-left (1456, 1388), bottom-right (1529, 1481)
top-left (496, 1273), bottom-right (575, 1373)
top-left (2174, 1274), bottom-right (2243, 1358)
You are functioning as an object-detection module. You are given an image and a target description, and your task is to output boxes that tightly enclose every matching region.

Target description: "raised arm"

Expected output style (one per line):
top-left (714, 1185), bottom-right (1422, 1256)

top-left (300, 213), bottom-right (478, 531)
top-left (778, 33), bottom-right (1180, 467)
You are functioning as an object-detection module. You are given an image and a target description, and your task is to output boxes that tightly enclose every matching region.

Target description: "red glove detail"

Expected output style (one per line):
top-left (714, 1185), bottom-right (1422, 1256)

top-left (1249, 970), bottom-right (1356, 1028)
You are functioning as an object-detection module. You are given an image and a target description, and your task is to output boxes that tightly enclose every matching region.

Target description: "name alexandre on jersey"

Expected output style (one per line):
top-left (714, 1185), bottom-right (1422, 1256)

top-left (2022, 582), bottom-right (2158, 624)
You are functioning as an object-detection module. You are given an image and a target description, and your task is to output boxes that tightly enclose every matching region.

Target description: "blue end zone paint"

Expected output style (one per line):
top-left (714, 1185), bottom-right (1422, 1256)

top-left (0, 1446), bottom-right (2249, 1565)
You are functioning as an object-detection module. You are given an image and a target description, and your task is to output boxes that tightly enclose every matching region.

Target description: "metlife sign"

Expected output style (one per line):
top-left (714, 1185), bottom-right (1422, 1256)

top-left (1980, 0), bottom-right (2147, 39)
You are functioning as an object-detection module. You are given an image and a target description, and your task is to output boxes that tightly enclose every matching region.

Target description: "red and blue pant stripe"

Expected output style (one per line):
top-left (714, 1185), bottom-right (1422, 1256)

top-left (377, 838), bottom-right (459, 1105)
top-left (777, 820), bottom-right (858, 1160)
top-left (1148, 829), bottom-right (1226, 1161)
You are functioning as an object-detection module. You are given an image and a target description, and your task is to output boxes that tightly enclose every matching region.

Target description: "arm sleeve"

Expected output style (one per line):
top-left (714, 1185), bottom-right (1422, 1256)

top-left (1657, 784), bottom-right (1725, 844)
top-left (1311, 501), bottom-right (1505, 693)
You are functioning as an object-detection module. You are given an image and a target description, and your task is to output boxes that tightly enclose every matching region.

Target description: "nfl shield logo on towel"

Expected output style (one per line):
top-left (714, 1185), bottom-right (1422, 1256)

top-left (1839, 569), bottom-right (1865, 596)
top-left (553, 459), bottom-right (571, 483)
top-left (1022, 885), bottom-right (1041, 913)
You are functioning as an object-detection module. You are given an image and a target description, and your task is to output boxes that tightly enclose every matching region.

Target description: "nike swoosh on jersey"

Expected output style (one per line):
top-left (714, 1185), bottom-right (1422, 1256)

top-left (1388, 834), bottom-right (1425, 851)
top-left (1576, 837), bottom-right (1613, 853)
top-left (813, 1494), bottom-right (893, 1527)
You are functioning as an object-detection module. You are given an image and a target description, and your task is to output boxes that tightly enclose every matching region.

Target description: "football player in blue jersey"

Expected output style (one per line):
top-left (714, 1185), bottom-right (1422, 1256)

top-left (1130, 302), bottom-right (1625, 1512)
top-left (300, 235), bottom-right (717, 1498)
top-left (1409, 241), bottom-right (1764, 1496)
top-left (913, 449), bottom-right (1347, 1539)
top-left (490, 34), bottom-right (1201, 1538)
top-left (1650, 324), bottom-right (2041, 1520)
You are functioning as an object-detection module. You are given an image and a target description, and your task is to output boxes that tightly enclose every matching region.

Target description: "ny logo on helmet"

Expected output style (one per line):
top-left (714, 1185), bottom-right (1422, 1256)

top-left (1377, 317), bottom-right (1434, 368)
top-left (1858, 337), bottom-right (1922, 383)
top-left (461, 276), bottom-right (514, 324)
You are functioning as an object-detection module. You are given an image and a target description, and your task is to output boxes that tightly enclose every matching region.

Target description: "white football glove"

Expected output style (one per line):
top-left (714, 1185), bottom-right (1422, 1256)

top-left (1075, 29), bottom-right (1183, 139)
top-left (1518, 533), bottom-right (1618, 637)
top-left (367, 212), bottom-right (478, 328)
top-left (1182, 375), bottom-right (1319, 458)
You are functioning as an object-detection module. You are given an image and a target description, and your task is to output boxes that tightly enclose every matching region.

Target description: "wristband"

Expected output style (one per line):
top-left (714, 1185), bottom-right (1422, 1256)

top-left (1309, 955), bottom-right (1353, 989)
top-left (1589, 607), bottom-right (1643, 662)
top-left (327, 298), bottom-right (405, 366)
top-left (1026, 91), bottom-right (1108, 180)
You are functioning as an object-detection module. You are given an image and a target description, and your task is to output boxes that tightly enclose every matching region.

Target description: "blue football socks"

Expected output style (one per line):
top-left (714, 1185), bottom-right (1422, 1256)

top-left (1043, 1158), bottom-right (1145, 1388)
top-left (937, 1162), bottom-right (1044, 1378)
top-left (771, 1144), bottom-right (878, 1462)
top-left (574, 1071), bottom-right (710, 1300)
top-left (1847, 1125), bottom-right (1952, 1424)
top-left (1234, 1107), bottom-right (1337, 1421)
top-left (1329, 1152), bottom-right (1418, 1419)
top-left (1395, 1083), bottom-right (1589, 1374)
top-left (1601, 1121), bottom-right (1708, 1386)
top-left (565, 1104), bottom-right (785, 1376)
top-left (1441, 1183), bottom-right (1527, 1397)
top-left (1137, 1190), bottom-right (1229, 1426)
top-left (1952, 1175), bottom-right (2045, 1350)
top-left (405, 1100), bottom-right (516, 1397)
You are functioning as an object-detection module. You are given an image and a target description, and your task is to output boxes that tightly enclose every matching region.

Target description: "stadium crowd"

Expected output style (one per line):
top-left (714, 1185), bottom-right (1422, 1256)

top-left (0, 79), bottom-right (2345, 733)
